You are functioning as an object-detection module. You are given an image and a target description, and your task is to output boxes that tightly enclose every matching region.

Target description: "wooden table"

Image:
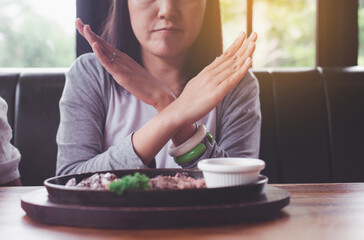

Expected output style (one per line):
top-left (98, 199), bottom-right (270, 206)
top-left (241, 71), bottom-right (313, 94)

top-left (1, 183), bottom-right (364, 240)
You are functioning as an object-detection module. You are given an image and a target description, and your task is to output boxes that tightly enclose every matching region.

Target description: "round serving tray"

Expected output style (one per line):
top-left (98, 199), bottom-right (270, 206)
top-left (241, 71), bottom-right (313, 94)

top-left (44, 169), bottom-right (268, 207)
top-left (21, 185), bottom-right (290, 229)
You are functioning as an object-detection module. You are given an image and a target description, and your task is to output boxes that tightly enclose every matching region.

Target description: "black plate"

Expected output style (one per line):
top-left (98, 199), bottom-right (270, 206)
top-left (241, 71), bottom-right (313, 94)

top-left (44, 169), bottom-right (268, 207)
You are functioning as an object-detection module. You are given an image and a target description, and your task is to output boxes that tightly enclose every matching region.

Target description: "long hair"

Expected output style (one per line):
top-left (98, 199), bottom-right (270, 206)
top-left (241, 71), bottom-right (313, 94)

top-left (102, 0), bottom-right (222, 80)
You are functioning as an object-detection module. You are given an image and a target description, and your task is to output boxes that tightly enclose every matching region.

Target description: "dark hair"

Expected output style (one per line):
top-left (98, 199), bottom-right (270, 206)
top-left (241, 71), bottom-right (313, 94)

top-left (102, 0), bottom-right (222, 80)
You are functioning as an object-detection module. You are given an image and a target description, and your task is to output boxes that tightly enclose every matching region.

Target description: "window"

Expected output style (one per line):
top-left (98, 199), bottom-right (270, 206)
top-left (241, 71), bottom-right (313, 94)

top-left (0, 0), bottom-right (76, 68)
top-left (252, 0), bottom-right (316, 68)
top-left (0, 1), bottom-right (361, 68)
top-left (220, 0), bottom-right (247, 51)
top-left (359, 0), bottom-right (364, 66)
top-left (221, 0), bottom-right (316, 68)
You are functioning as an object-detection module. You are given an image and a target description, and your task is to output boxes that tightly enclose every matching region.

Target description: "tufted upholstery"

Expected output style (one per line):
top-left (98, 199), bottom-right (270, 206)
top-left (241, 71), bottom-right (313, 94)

top-left (0, 67), bottom-right (363, 185)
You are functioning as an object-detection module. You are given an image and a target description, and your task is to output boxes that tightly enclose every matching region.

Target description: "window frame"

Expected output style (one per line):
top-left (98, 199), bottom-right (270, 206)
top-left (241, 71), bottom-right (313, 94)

top-left (246, 0), bottom-right (359, 67)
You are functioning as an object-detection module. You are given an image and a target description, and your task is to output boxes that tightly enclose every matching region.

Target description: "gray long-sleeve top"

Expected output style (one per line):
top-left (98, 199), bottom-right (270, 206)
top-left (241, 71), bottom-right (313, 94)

top-left (56, 53), bottom-right (261, 176)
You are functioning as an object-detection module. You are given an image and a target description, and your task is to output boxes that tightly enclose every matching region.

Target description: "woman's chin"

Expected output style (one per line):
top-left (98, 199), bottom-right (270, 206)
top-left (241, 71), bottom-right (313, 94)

top-left (151, 48), bottom-right (188, 59)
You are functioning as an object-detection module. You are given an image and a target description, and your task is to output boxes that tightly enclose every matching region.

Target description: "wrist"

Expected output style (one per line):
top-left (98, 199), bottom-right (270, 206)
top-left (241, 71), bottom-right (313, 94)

top-left (154, 91), bottom-right (175, 112)
top-left (160, 98), bottom-right (197, 145)
top-left (169, 124), bottom-right (207, 157)
top-left (132, 107), bottom-right (182, 163)
top-left (168, 124), bottom-right (214, 166)
top-left (159, 98), bottom-right (189, 129)
top-left (172, 123), bottom-right (196, 146)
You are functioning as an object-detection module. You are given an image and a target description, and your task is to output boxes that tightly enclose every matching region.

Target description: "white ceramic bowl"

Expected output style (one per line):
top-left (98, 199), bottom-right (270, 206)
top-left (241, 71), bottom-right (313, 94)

top-left (197, 158), bottom-right (266, 188)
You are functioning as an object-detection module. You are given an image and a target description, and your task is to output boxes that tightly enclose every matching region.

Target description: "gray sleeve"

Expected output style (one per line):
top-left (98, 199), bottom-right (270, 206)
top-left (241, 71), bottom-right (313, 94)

top-left (0, 97), bottom-right (21, 184)
top-left (56, 54), bottom-right (148, 176)
top-left (183, 70), bottom-right (261, 168)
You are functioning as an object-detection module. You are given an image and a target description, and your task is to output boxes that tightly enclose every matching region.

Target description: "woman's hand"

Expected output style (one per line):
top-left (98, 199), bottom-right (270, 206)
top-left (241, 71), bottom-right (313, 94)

top-left (76, 18), bottom-right (196, 146)
top-left (133, 32), bottom-right (257, 162)
top-left (166, 31), bottom-right (257, 126)
top-left (75, 18), bottom-right (176, 112)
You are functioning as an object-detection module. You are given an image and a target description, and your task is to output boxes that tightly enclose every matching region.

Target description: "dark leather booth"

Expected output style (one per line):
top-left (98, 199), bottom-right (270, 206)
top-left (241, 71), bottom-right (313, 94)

top-left (0, 67), bottom-right (363, 185)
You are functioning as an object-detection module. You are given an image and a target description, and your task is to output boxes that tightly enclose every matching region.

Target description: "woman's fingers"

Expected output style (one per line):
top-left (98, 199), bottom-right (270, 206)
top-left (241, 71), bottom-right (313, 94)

top-left (206, 35), bottom-right (255, 84)
top-left (77, 18), bottom-right (135, 71)
top-left (76, 19), bottom-right (122, 82)
top-left (203, 32), bottom-right (247, 72)
top-left (211, 42), bottom-right (255, 86)
top-left (76, 18), bottom-right (99, 45)
top-left (83, 25), bottom-right (101, 47)
top-left (80, 20), bottom-right (132, 72)
top-left (202, 31), bottom-right (256, 78)
top-left (216, 57), bottom-right (252, 98)
top-left (77, 18), bottom-right (106, 54)
top-left (92, 42), bottom-right (120, 75)
top-left (85, 25), bottom-right (122, 63)
top-left (92, 42), bottom-right (111, 68)
top-left (75, 18), bottom-right (85, 37)
top-left (77, 19), bottom-right (114, 60)
top-left (235, 32), bottom-right (258, 58)
top-left (227, 57), bottom-right (252, 87)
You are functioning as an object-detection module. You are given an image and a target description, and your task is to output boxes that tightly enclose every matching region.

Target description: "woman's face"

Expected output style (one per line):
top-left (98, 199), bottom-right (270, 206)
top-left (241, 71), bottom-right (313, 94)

top-left (128, 0), bottom-right (207, 59)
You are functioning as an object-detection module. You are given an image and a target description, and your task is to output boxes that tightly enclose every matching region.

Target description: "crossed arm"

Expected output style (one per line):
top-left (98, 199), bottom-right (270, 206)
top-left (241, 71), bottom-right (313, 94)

top-left (75, 18), bottom-right (257, 165)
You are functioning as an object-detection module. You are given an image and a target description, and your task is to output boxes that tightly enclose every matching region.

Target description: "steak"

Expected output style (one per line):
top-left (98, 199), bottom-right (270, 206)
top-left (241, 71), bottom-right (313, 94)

top-left (65, 172), bottom-right (206, 190)
top-left (148, 172), bottom-right (206, 190)
top-left (65, 172), bottom-right (118, 190)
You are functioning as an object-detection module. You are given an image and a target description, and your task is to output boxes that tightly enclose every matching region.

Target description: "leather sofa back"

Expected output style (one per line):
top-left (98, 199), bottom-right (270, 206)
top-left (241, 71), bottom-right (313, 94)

top-left (321, 68), bottom-right (364, 182)
top-left (258, 69), bottom-right (332, 183)
top-left (0, 67), bottom-right (363, 185)
top-left (15, 71), bottom-right (65, 185)
top-left (0, 70), bottom-right (65, 185)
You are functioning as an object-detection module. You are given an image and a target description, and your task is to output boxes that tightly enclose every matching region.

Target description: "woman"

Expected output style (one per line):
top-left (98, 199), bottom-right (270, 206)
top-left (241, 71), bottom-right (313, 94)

top-left (56, 0), bottom-right (260, 175)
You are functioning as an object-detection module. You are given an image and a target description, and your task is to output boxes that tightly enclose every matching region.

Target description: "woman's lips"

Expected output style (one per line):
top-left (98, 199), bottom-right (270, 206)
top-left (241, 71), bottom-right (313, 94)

top-left (153, 28), bottom-right (182, 33)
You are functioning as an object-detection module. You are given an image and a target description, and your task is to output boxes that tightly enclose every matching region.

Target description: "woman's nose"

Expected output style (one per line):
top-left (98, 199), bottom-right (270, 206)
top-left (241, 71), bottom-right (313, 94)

top-left (157, 0), bottom-right (179, 21)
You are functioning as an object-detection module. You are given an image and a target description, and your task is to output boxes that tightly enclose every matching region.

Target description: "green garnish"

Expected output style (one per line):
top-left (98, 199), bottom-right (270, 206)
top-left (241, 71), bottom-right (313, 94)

top-left (109, 172), bottom-right (151, 195)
